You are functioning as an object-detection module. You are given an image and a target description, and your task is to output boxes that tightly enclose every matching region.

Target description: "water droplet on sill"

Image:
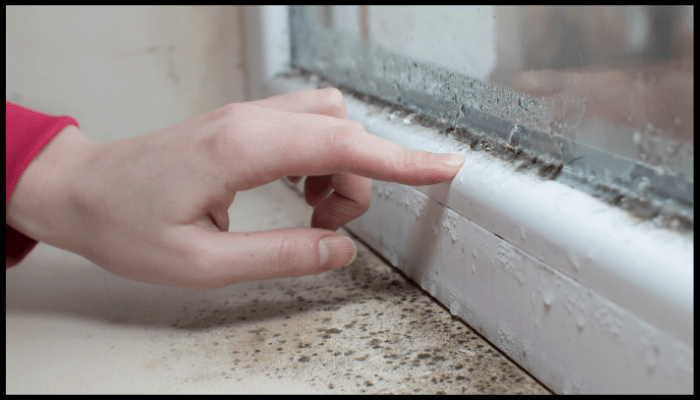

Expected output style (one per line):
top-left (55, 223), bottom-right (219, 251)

top-left (428, 282), bottom-right (437, 297)
top-left (449, 301), bottom-right (461, 316)
top-left (644, 345), bottom-right (658, 371)
top-left (403, 113), bottom-right (417, 125)
top-left (542, 287), bottom-right (555, 307)
top-left (390, 253), bottom-right (399, 267)
top-left (420, 276), bottom-right (428, 291)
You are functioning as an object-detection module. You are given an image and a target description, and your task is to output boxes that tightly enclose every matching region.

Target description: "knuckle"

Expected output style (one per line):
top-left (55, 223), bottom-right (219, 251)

top-left (327, 121), bottom-right (365, 166)
top-left (270, 236), bottom-right (302, 276)
top-left (210, 103), bottom-right (260, 128)
top-left (213, 102), bottom-right (242, 121)
top-left (345, 176), bottom-right (372, 214)
top-left (178, 239), bottom-right (218, 289)
top-left (347, 120), bottom-right (366, 134)
top-left (318, 87), bottom-right (347, 118)
top-left (356, 189), bottom-right (372, 213)
top-left (202, 129), bottom-right (235, 169)
top-left (328, 124), bottom-right (355, 153)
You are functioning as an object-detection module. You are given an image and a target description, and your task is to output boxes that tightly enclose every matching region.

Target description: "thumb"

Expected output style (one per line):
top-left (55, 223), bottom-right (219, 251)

top-left (187, 228), bottom-right (357, 288)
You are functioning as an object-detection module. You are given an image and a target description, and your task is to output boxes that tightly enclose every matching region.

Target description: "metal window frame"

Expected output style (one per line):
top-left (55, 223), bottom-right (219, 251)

top-left (243, 6), bottom-right (693, 394)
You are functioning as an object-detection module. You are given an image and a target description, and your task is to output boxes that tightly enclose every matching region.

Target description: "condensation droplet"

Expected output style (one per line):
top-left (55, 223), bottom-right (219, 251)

top-left (674, 116), bottom-right (682, 124)
top-left (670, 218), bottom-right (681, 229)
top-left (633, 131), bottom-right (641, 145)
top-left (420, 276), bottom-right (428, 291)
top-left (576, 313), bottom-right (586, 330)
top-left (431, 219), bottom-right (439, 235)
top-left (449, 301), bottom-right (461, 316)
top-left (390, 253), bottom-right (400, 267)
top-left (428, 282), bottom-right (437, 297)
top-left (472, 249), bottom-right (478, 259)
top-left (542, 287), bottom-right (555, 307)
top-left (644, 345), bottom-right (658, 371)
top-left (403, 113), bottom-right (417, 125)
top-left (508, 124), bottom-right (519, 145)
top-left (437, 243), bottom-right (441, 250)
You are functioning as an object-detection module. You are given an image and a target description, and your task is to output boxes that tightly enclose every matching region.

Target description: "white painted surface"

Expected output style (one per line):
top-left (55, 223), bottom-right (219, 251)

top-left (264, 75), bottom-right (694, 394)
top-left (342, 96), bottom-right (693, 348)
top-left (6, 6), bottom-right (247, 143)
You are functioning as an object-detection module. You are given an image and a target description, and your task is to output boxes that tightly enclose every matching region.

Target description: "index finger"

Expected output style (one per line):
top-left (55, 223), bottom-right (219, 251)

top-left (326, 126), bottom-right (466, 186)
top-left (232, 106), bottom-right (465, 186)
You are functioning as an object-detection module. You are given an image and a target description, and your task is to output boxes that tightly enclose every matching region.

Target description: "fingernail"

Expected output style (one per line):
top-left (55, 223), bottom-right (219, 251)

top-left (430, 153), bottom-right (466, 168)
top-left (319, 236), bottom-right (357, 270)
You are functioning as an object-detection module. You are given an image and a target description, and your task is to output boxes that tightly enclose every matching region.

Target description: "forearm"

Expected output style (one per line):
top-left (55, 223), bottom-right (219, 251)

top-left (6, 125), bottom-right (98, 254)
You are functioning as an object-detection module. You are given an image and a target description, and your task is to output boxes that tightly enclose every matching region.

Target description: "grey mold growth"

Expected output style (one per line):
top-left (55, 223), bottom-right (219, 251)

top-left (287, 7), bottom-right (693, 232)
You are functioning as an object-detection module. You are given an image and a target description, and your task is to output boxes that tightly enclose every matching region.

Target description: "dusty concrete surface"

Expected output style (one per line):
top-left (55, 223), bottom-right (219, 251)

top-left (6, 179), bottom-right (550, 394)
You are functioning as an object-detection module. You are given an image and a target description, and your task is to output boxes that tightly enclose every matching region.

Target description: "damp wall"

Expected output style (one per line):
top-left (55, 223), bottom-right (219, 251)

top-left (6, 6), bottom-right (247, 143)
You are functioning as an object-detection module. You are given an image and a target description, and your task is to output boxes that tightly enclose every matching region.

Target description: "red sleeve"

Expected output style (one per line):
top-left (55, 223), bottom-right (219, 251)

top-left (6, 101), bottom-right (79, 268)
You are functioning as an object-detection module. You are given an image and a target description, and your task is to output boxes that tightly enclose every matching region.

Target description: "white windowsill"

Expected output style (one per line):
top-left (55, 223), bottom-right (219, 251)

top-left (245, 6), bottom-right (693, 394)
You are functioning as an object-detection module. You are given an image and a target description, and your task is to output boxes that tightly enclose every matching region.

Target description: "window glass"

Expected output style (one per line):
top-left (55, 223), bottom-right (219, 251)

top-left (289, 6), bottom-right (693, 230)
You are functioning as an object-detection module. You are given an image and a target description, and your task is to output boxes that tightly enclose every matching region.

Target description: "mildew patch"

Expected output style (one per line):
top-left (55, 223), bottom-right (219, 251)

top-left (282, 68), bottom-right (693, 233)
top-left (493, 241), bottom-right (525, 285)
top-left (161, 230), bottom-right (550, 394)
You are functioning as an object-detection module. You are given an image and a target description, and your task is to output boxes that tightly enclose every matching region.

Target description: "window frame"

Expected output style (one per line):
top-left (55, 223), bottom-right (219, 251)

top-left (244, 6), bottom-right (694, 394)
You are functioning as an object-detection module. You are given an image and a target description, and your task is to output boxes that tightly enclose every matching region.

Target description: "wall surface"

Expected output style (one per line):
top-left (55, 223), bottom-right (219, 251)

top-left (6, 6), bottom-right (247, 143)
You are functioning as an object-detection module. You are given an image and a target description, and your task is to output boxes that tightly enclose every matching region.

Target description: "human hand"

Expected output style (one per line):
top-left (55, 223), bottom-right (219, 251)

top-left (6, 89), bottom-right (465, 289)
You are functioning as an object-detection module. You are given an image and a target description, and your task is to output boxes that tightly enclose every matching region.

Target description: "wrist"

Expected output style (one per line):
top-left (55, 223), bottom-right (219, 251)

top-left (6, 125), bottom-right (98, 250)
